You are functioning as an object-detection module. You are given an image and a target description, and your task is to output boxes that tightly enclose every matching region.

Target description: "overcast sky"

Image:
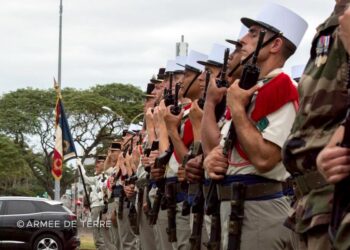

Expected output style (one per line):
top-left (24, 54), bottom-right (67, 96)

top-left (0, 0), bottom-right (335, 95)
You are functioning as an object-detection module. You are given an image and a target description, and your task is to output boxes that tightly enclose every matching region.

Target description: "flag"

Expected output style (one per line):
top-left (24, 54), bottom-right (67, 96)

top-left (52, 95), bottom-right (77, 180)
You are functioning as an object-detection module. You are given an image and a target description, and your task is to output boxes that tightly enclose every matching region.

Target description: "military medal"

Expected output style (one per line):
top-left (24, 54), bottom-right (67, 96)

top-left (320, 35), bottom-right (330, 65)
top-left (315, 37), bottom-right (323, 67)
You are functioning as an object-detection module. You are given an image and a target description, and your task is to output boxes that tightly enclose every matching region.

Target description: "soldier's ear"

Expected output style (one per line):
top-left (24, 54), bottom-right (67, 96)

top-left (270, 37), bottom-right (283, 54)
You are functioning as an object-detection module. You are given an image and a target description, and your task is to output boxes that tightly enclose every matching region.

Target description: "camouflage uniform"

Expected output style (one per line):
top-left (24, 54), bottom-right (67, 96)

top-left (282, 1), bottom-right (350, 249)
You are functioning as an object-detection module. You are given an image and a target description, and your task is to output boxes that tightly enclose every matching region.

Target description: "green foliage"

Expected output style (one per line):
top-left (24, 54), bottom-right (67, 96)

top-left (0, 135), bottom-right (44, 196)
top-left (0, 83), bottom-right (144, 197)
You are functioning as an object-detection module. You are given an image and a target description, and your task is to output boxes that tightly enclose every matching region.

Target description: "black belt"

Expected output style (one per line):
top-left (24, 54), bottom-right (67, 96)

top-left (217, 182), bottom-right (283, 201)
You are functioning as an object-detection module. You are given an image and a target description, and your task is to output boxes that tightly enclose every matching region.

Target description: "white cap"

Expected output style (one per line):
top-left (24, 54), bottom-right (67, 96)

top-left (241, 2), bottom-right (308, 48)
top-left (175, 56), bottom-right (187, 72)
top-left (291, 64), bottom-right (305, 80)
top-left (178, 50), bottom-right (208, 72)
top-left (128, 123), bottom-right (142, 132)
top-left (198, 43), bottom-right (230, 67)
top-left (165, 60), bottom-right (176, 73)
top-left (165, 57), bottom-right (186, 73)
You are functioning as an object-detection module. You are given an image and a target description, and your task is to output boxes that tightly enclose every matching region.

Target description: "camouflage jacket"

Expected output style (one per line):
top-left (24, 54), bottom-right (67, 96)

top-left (282, 1), bottom-right (350, 234)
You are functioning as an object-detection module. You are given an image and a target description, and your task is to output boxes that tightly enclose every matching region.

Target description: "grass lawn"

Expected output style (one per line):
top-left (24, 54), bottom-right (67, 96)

top-left (79, 233), bottom-right (95, 250)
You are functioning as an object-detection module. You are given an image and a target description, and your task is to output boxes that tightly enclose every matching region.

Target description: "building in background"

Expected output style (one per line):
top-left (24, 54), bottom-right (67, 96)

top-left (176, 35), bottom-right (188, 56)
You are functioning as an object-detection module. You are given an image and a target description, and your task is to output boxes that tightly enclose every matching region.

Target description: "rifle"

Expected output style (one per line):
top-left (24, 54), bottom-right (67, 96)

top-left (166, 181), bottom-right (177, 242)
top-left (144, 140), bottom-right (159, 218)
top-left (181, 142), bottom-right (203, 216)
top-left (125, 175), bottom-right (139, 235)
top-left (123, 144), bottom-right (130, 158)
top-left (170, 83), bottom-right (181, 115)
top-left (129, 137), bottom-right (134, 155)
top-left (330, 58), bottom-right (350, 240)
top-left (117, 185), bottom-right (125, 220)
top-left (144, 140), bottom-right (159, 158)
top-left (165, 72), bottom-right (175, 106)
top-left (198, 71), bottom-right (210, 109)
top-left (215, 48), bottom-right (230, 122)
top-left (148, 145), bottom-right (173, 225)
top-left (180, 142), bottom-right (205, 250)
top-left (161, 83), bottom-right (183, 237)
top-left (227, 32), bottom-right (281, 77)
top-left (189, 186), bottom-right (205, 250)
top-left (205, 30), bottom-right (266, 250)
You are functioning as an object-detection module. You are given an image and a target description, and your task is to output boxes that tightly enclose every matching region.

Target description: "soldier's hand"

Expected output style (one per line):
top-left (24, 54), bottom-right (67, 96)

top-left (164, 106), bottom-right (184, 131)
top-left (153, 106), bottom-right (160, 128)
top-left (145, 107), bottom-right (154, 128)
top-left (317, 146), bottom-right (350, 184)
top-left (141, 155), bottom-right (151, 166)
top-left (132, 147), bottom-right (140, 165)
top-left (158, 100), bottom-right (168, 120)
top-left (124, 184), bottom-right (136, 198)
top-left (226, 79), bottom-right (260, 113)
top-left (185, 155), bottom-right (204, 183)
top-left (104, 150), bottom-right (113, 167)
top-left (150, 167), bottom-right (165, 181)
top-left (143, 202), bottom-right (149, 213)
top-left (189, 100), bottom-right (203, 126)
top-left (177, 166), bottom-right (186, 182)
top-left (109, 176), bottom-right (116, 187)
top-left (206, 74), bottom-right (227, 106)
top-left (148, 150), bottom-right (159, 166)
top-left (339, 7), bottom-right (350, 54)
top-left (204, 145), bottom-right (228, 180)
top-left (141, 150), bottom-right (159, 170)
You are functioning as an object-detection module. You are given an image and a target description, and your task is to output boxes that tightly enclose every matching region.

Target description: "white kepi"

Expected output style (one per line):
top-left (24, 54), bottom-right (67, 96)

top-left (165, 59), bottom-right (185, 73)
top-left (241, 2), bottom-right (308, 49)
top-left (178, 50), bottom-right (208, 73)
top-left (198, 43), bottom-right (231, 67)
top-left (226, 25), bottom-right (248, 46)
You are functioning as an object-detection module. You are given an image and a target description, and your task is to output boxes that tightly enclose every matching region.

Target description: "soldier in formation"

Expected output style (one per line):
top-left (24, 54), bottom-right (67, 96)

top-left (79, 1), bottom-right (350, 249)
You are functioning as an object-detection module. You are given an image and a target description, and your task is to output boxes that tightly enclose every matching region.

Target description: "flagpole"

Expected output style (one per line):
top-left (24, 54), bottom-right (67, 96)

top-left (55, 0), bottom-right (63, 201)
top-left (58, 0), bottom-right (63, 89)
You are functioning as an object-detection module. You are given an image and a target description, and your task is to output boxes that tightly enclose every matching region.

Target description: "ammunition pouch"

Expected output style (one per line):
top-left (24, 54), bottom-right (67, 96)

top-left (293, 171), bottom-right (328, 198)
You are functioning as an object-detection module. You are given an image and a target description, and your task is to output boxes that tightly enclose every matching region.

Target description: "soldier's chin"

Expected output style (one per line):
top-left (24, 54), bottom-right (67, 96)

top-left (240, 56), bottom-right (247, 63)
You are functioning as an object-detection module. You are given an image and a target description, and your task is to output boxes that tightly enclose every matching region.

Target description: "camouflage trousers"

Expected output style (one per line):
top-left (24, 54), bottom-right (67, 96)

top-left (334, 212), bottom-right (350, 250)
top-left (294, 225), bottom-right (332, 250)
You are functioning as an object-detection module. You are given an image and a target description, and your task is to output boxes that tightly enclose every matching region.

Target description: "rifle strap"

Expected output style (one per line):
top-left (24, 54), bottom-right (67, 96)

top-left (183, 72), bottom-right (201, 98)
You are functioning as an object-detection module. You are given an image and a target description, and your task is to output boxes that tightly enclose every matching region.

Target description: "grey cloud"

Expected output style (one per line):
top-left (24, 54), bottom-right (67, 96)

top-left (0, 0), bottom-right (336, 94)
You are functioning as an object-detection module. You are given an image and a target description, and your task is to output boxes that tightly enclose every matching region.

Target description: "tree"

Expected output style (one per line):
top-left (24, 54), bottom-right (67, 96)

top-left (0, 135), bottom-right (46, 196)
top-left (0, 83), bottom-right (144, 196)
